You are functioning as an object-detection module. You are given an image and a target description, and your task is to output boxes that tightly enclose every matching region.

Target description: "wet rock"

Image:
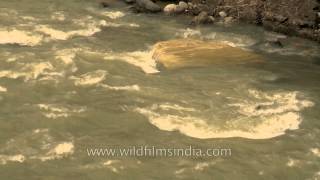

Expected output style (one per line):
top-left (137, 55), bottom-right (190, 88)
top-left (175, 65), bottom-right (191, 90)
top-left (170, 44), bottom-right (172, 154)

top-left (163, 4), bottom-right (177, 15)
top-left (209, 16), bottom-right (215, 22)
top-left (125, 0), bottom-right (135, 4)
top-left (163, 2), bottom-right (188, 15)
top-left (266, 39), bottom-right (284, 48)
top-left (274, 15), bottom-right (289, 23)
top-left (224, 17), bottom-right (234, 24)
top-left (152, 39), bottom-right (262, 69)
top-left (219, 11), bottom-right (227, 18)
top-left (191, 11), bottom-right (214, 25)
top-left (178, 1), bottom-right (188, 11)
top-left (191, 5), bottom-right (201, 15)
top-left (136, 0), bottom-right (161, 12)
top-left (265, 33), bottom-right (287, 48)
top-left (100, 1), bottom-right (109, 8)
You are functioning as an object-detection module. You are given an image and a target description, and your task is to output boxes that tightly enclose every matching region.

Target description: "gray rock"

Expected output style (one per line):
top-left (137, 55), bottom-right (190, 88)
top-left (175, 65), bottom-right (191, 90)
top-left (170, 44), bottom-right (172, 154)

top-left (224, 17), bottom-right (234, 24)
top-left (125, 0), bottom-right (135, 4)
top-left (178, 1), bottom-right (188, 11)
top-left (163, 2), bottom-right (187, 15)
top-left (163, 4), bottom-right (177, 15)
top-left (136, 0), bottom-right (161, 12)
top-left (191, 5), bottom-right (201, 15)
top-left (208, 16), bottom-right (215, 23)
top-left (219, 11), bottom-right (227, 18)
top-left (100, 2), bottom-right (109, 8)
top-left (175, 5), bottom-right (186, 14)
top-left (191, 11), bottom-right (214, 25)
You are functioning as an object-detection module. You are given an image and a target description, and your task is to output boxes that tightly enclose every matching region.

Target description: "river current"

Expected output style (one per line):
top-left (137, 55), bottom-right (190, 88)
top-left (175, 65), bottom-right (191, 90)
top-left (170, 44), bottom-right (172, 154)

top-left (0, 0), bottom-right (320, 179)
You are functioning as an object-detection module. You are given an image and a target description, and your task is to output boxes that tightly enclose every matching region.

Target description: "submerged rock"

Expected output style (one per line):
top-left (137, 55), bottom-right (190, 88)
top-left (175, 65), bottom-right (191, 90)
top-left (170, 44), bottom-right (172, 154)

top-left (125, 0), bottom-right (135, 4)
top-left (152, 39), bottom-right (262, 69)
top-left (136, 0), bottom-right (161, 12)
top-left (100, 2), bottom-right (109, 8)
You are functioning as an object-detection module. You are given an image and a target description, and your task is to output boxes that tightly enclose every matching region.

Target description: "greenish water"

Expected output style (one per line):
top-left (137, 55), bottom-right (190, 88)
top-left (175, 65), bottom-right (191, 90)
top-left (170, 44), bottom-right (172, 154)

top-left (0, 0), bottom-right (320, 179)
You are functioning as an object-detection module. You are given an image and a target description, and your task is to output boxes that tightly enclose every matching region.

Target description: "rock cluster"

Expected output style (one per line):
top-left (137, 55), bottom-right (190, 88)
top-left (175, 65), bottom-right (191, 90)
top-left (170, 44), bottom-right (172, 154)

top-left (163, 2), bottom-right (188, 15)
top-left (120, 0), bottom-right (320, 42)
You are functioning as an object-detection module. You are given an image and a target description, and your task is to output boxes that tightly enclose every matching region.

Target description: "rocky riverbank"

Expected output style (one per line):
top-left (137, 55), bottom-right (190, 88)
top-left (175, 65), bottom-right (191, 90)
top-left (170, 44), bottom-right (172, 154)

top-left (107, 0), bottom-right (320, 42)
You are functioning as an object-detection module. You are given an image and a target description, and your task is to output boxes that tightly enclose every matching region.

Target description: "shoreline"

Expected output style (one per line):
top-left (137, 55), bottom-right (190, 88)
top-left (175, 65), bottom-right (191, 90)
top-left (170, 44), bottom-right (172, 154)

top-left (109, 0), bottom-right (320, 43)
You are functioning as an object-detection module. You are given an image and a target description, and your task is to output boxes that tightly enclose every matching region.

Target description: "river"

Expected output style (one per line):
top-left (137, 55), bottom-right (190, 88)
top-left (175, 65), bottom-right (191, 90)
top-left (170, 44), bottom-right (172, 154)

top-left (0, 0), bottom-right (320, 179)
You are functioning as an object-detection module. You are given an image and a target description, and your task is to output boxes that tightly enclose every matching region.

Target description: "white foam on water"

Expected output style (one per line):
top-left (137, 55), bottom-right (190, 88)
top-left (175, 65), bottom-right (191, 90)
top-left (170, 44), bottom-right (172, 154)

top-left (314, 172), bottom-right (320, 179)
top-left (101, 22), bottom-right (140, 28)
top-left (39, 142), bottom-right (74, 161)
top-left (176, 28), bottom-right (202, 38)
top-left (157, 103), bottom-right (196, 112)
top-left (21, 16), bottom-right (37, 21)
top-left (1, 129), bottom-right (74, 163)
top-left (38, 104), bottom-right (86, 119)
top-left (229, 90), bottom-right (314, 117)
top-left (0, 29), bottom-right (43, 46)
top-left (101, 11), bottom-right (125, 19)
top-left (55, 49), bottom-right (75, 64)
top-left (104, 50), bottom-right (159, 74)
top-left (194, 162), bottom-right (211, 171)
top-left (103, 160), bottom-right (123, 173)
top-left (0, 154), bottom-right (25, 165)
top-left (175, 168), bottom-right (186, 175)
top-left (135, 90), bottom-right (314, 139)
top-left (128, 23), bottom-right (140, 27)
top-left (35, 19), bottom-right (107, 40)
top-left (0, 86), bottom-right (7, 92)
top-left (204, 32), bottom-right (257, 48)
top-left (0, 62), bottom-right (54, 81)
top-left (311, 148), bottom-right (320, 157)
top-left (35, 24), bottom-right (102, 40)
top-left (51, 12), bottom-right (66, 21)
top-left (100, 84), bottom-right (140, 91)
top-left (70, 70), bottom-right (108, 86)
top-left (286, 158), bottom-right (299, 167)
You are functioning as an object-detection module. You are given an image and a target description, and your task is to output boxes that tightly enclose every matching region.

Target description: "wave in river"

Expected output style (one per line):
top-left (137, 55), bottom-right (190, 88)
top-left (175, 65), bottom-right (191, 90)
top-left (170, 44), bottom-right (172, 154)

top-left (135, 90), bottom-right (314, 139)
top-left (0, 62), bottom-right (54, 81)
top-left (70, 70), bottom-right (108, 86)
top-left (0, 129), bottom-right (74, 164)
top-left (0, 29), bottom-right (43, 46)
top-left (101, 11), bottom-right (125, 19)
top-left (38, 104), bottom-right (86, 119)
top-left (103, 50), bottom-right (159, 74)
top-left (35, 19), bottom-right (107, 41)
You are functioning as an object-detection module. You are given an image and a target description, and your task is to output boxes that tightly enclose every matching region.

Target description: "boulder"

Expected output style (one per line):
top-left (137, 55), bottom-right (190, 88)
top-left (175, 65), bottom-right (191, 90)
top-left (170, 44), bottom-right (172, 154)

top-left (163, 2), bottom-right (187, 15)
top-left (178, 1), bottom-right (188, 11)
top-left (224, 16), bottom-right (234, 24)
top-left (136, 0), bottom-right (161, 12)
top-left (164, 4), bottom-right (177, 15)
top-left (191, 11), bottom-right (214, 25)
top-left (152, 39), bottom-right (262, 69)
top-left (219, 11), bottom-right (227, 18)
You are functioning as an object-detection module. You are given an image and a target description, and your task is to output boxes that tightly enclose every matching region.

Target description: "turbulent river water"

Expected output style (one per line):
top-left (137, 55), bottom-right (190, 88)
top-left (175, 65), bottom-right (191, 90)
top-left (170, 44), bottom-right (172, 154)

top-left (0, 0), bottom-right (320, 179)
